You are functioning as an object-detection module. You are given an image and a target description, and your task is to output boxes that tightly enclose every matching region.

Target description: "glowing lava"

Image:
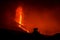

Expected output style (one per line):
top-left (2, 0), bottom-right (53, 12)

top-left (16, 6), bottom-right (29, 33)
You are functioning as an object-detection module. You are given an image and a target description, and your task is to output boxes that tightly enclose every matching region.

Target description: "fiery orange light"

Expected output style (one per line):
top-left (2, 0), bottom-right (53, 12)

top-left (16, 6), bottom-right (29, 33)
top-left (18, 7), bottom-right (23, 25)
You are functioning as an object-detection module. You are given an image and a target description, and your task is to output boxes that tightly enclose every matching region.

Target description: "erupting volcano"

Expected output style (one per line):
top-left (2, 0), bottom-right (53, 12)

top-left (15, 6), bottom-right (60, 36)
top-left (15, 6), bottom-right (29, 33)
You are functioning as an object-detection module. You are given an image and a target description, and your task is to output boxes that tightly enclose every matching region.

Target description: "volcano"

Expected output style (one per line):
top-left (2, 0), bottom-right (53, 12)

top-left (0, 21), bottom-right (28, 33)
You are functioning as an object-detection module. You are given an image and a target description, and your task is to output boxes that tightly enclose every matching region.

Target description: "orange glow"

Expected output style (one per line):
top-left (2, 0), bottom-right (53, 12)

top-left (15, 6), bottom-right (29, 33)
top-left (15, 6), bottom-right (60, 36)
top-left (17, 7), bottom-right (23, 25)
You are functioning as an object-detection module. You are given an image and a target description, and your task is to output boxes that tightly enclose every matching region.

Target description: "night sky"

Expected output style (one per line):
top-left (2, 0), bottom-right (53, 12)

top-left (0, 0), bottom-right (60, 36)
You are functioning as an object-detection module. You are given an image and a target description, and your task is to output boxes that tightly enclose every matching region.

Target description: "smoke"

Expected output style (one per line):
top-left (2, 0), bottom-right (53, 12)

top-left (1, 1), bottom-right (60, 36)
top-left (23, 6), bottom-right (60, 35)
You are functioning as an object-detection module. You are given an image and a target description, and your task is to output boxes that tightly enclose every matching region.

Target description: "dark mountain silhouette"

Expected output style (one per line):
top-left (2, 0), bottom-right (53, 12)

top-left (0, 27), bottom-right (60, 40)
top-left (0, 21), bottom-right (28, 33)
top-left (0, 20), bottom-right (60, 40)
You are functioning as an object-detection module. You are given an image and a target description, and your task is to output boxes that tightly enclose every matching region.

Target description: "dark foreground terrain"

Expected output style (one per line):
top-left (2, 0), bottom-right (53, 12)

top-left (0, 28), bottom-right (60, 40)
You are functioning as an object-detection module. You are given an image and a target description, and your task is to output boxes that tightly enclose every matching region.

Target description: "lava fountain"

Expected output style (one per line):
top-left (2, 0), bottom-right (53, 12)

top-left (15, 6), bottom-right (29, 33)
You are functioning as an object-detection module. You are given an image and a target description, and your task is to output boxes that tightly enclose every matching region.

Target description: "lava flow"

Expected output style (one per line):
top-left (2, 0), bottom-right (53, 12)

top-left (15, 6), bottom-right (29, 33)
